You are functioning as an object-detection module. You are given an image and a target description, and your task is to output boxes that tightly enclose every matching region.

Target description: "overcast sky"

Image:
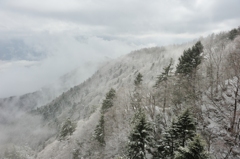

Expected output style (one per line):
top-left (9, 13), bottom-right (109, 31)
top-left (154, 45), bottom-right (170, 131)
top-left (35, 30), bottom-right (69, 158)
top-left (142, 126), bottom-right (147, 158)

top-left (0, 0), bottom-right (239, 98)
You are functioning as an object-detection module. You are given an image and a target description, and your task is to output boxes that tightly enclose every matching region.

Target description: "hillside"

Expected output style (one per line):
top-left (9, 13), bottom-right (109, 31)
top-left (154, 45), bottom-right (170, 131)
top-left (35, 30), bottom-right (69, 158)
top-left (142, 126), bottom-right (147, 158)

top-left (1, 28), bottom-right (240, 159)
top-left (34, 44), bottom-right (193, 159)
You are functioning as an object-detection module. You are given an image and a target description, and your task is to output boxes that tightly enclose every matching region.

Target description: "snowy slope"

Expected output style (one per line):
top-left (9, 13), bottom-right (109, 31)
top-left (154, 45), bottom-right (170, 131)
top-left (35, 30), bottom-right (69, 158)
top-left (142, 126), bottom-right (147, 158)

top-left (34, 44), bottom-right (197, 159)
top-left (2, 31), bottom-right (240, 159)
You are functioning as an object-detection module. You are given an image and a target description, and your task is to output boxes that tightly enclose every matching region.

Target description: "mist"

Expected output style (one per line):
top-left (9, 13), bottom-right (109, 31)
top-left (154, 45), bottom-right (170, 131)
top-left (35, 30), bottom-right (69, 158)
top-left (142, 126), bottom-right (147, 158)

top-left (0, 34), bottom-right (153, 98)
top-left (0, 0), bottom-right (239, 158)
top-left (0, 0), bottom-right (239, 98)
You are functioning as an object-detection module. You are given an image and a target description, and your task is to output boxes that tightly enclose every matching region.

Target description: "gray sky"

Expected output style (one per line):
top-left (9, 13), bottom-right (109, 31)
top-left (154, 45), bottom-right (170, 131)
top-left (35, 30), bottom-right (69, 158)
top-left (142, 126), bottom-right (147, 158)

top-left (0, 0), bottom-right (239, 98)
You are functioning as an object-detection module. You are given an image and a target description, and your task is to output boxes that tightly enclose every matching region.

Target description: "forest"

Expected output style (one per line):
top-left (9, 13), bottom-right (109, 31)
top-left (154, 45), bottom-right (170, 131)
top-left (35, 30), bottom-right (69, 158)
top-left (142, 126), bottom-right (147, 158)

top-left (1, 27), bottom-right (240, 159)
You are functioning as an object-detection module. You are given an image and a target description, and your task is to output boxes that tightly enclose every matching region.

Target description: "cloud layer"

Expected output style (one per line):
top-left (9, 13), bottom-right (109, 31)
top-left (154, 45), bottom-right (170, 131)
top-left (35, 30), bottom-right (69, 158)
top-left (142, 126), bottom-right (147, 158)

top-left (0, 35), bottom-right (152, 98)
top-left (1, 0), bottom-right (239, 38)
top-left (0, 0), bottom-right (239, 97)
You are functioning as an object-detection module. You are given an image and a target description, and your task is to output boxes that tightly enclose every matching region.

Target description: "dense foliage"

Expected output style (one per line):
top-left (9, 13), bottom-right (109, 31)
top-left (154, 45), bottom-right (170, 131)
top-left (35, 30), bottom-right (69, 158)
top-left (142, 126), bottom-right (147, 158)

top-left (94, 114), bottom-right (105, 145)
top-left (94, 88), bottom-right (116, 144)
top-left (176, 41), bottom-right (203, 76)
top-left (155, 58), bottom-right (173, 87)
top-left (134, 73), bottom-right (143, 87)
top-left (59, 118), bottom-right (76, 140)
top-left (152, 109), bottom-right (199, 158)
top-left (175, 135), bottom-right (209, 159)
top-left (127, 109), bottom-right (153, 159)
top-left (101, 88), bottom-right (116, 112)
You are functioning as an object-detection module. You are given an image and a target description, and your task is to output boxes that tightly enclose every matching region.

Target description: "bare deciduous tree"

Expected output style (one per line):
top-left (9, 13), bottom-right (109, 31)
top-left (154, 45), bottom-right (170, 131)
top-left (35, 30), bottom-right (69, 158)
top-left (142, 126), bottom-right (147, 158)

top-left (226, 37), bottom-right (240, 133)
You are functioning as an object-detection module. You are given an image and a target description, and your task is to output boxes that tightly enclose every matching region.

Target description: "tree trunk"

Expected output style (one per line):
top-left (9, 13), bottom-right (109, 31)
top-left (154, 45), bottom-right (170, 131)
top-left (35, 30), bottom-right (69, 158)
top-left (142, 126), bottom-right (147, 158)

top-left (231, 86), bottom-right (238, 133)
top-left (163, 81), bottom-right (167, 112)
top-left (216, 70), bottom-right (219, 94)
top-left (210, 64), bottom-right (214, 99)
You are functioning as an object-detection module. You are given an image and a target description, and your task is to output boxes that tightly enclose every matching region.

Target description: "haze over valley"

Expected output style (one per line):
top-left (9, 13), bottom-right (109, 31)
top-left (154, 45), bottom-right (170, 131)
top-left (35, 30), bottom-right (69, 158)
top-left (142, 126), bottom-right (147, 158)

top-left (0, 0), bottom-right (240, 159)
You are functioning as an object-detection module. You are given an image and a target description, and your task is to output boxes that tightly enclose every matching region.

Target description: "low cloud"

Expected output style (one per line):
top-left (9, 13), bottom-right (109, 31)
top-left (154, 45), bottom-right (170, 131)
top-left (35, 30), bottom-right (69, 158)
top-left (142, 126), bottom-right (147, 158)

top-left (1, 0), bottom-right (239, 39)
top-left (0, 34), bottom-right (153, 98)
top-left (0, 0), bottom-right (239, 98)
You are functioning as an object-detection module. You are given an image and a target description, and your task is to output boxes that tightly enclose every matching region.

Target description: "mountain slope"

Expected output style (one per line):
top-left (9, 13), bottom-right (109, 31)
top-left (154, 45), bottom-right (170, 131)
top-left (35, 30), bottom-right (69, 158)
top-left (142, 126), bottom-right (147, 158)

top-left (34, 43), bottom-right (198, 159)
top-left (1, 29), bottom-right (240, 159)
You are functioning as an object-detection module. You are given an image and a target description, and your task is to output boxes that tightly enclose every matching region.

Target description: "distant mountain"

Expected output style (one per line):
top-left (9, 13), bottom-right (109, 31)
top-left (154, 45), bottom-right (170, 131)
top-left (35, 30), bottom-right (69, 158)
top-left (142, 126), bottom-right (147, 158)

top-left (1, 28), bottom-right (240, 159)
top-left (0, 39), bottom-right (45, 61)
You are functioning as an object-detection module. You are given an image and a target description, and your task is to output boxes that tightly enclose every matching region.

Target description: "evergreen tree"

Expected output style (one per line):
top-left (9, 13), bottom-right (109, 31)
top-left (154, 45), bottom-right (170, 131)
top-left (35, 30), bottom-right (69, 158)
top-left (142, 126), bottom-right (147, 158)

top-left (59, 118), bottom-right (76, 140)
top-left (175, 135), bottom-right (209, 159)
top-left (72, 148), bottom-right (81, 159)
top-left (175, 41), bottom-right (203, 107)
top-left (171, 78), bottom-right (185, 108)
top-left (106, 88), bottom-right (116, 100)
top-left (176, 41), bottom-right (203, 76)
top-left (153, 109), bottom-right (196, 158)
top-left (155, 58), bottom-right (173, 87)
top-left (127, 109), bottom-right (153, 159)
top-left (175, 109), bottom-right (196, 147)
top-left (101, 88), bottom-right (116, 112)
top-left (229, 28), bottom-right (239, 40)
top-left (156, 120), bottom-right (178, 158)
top-left (94, 113), bottom-right (105, 145)
top-left (131, 73), bottom-right (143, 110)
top-left (131, 107), bottom-right (144, 125)
top-left (94, 88), bottom-right (116, 144)
top-left (155, 59), bottom-right (173, 112)
top-left (134, 73), bottom-right (143, 87)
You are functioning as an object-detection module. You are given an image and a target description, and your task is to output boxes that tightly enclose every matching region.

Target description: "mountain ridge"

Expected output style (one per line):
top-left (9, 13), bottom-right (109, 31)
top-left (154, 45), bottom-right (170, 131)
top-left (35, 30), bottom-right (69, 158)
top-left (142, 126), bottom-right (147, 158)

top-left (1, 28), bottom-right (240, 159)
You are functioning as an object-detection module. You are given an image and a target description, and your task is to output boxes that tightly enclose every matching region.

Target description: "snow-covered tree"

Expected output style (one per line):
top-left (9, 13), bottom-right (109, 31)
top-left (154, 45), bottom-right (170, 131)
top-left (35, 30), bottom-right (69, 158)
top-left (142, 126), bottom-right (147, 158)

top-left (127, 109), bottom-right (153, 159)
top-left (204, 33), bottom-right (227, 96)
top-left (229, 28), bottom-right (239, 40)
top-left (131, 73), bottom-right (144, 111)
top-left (106, 88), bottom-right (116, 100)
top-left (94, 88), bottom-right (116, 144)
top-left (155, 58), bottom-right (173, 88)
top-left (94, 113), bottom-right (105, 145)
top-left (101, 88), bottom-right (116, 112)
top-left (154, 58), bottom-right (173, 112)
top-left (176, 41), bottom-right (203, 76)
top-left (226, 37), bottom-right (240, 132)
top-left (175, 41), bottom-right (204, 109)
top-left (59, 118), bottom-right (76, 140)
top-left (72, 148), bottom-right (81, 159)
top-left (153, 109), bottom-right (196, 158)
top-left (175, 109), bottom-right (196, 147)
top-left (174, 135), bottom-right (209, 159)
top-left (156, 120), bottom-right (178, 158)
top-left (134, 73), bottom-right (143, 88)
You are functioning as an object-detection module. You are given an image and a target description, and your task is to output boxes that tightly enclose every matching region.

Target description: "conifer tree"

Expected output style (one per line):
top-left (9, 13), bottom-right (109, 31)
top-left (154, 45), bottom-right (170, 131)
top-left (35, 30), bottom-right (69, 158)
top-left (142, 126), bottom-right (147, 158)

top-left (131, 73), bottom-right (143, 110)
top-left (175, 135), bottom-right (209, 159)
top-left (176, 41), bottom-right (203, 76)
top-left (72, 148), bottom-right (81, 159)
top-left (59, 118), bottom-right (76, 140)
top-left (94, 113), bottom-right (105, 145)
top-left (101, 88), bottom-right (116, 112)
top-left (153, 109), bottom-right (196, 158)
top-left (127, 109), bottom-right (153, 159)
top-left (131, 107), bottom-right (144, 126)
top-left (155, 59), bottom-right (173, 112)
top-left (175, 41), bottom-right (203, 108)
top-left (156, 120), bottom-right (178, 158)
top-left (134, 73), bottom-right (143, 87)
top-left (229, 28), bottom-right (239, 40)
top-left (155, 58), bottom-right (173, 87)
top-left (106, 88), bottom-right (116, 100)
top-left (94, 88), bottom-right (116, 144)
top-left (175, 109), bottom-right (196, 147)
